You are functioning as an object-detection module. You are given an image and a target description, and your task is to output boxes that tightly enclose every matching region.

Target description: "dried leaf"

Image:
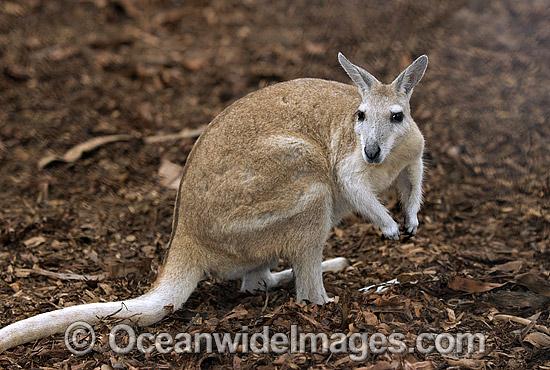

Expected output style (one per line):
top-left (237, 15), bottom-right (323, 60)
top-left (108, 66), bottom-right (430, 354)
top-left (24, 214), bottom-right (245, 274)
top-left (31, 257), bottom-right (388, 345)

top-left (158, 159), bottom-right (184, 189)
top-left (489, 260), bottom-right (523, 273)
top-left (523, 332), bottom-right (550, 348)
top-left (98, 283), bottom-right (113, 295)
top-left (273, 353), bottom-right (294, 366)
top-left (38, 134), bottom-right (133, 169)
top-left (515, 273), bottom-right (550, 297)
top-left (333, 227), bottom-right (344, 238)
top-left (406, 361), bottom-right (437, 370)
top-left (363, 311), bottom-right (378, 325)
top-left (448, 276), bottom-right (504, 293)
top-left (445, 358), bottom-right (485, 369)
top-left (106, 260), bottom-right (151, 279)
top-left (221, 306), bottom-right (249, 321)
top-left (333, 356), bottom-right (354, 367)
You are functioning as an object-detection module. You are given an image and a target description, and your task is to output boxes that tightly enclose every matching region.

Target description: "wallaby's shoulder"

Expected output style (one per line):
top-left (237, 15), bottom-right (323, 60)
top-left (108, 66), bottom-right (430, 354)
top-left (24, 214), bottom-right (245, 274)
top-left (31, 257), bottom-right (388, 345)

top-left (195, 78), bottom-right (361, 155)
top-left (212, 78), bottom-right (360, 124)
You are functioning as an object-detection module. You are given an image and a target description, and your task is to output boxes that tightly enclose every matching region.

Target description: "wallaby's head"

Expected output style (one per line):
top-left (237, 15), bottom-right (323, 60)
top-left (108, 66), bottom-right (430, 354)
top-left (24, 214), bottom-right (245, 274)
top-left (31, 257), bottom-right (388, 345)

top-left (338, 53), bottom-right (428, 164)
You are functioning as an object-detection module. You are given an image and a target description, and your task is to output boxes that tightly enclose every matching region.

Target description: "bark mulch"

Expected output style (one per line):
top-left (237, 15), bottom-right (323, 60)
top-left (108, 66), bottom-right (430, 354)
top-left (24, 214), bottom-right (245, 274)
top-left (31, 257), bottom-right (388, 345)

top-left (0, 0), bottom-right (548, 369)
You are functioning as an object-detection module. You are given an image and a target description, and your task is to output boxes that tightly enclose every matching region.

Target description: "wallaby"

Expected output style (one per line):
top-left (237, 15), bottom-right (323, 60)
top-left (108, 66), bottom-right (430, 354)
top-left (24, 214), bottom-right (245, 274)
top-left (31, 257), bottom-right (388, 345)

top-left (0, 53), bottom-right (427, 352)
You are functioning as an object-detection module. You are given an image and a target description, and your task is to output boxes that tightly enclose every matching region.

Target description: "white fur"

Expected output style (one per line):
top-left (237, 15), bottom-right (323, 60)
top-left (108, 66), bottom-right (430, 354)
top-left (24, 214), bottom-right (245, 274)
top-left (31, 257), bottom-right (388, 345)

top-left (390, 104), bottom-right (403, 113)
top-left (337, 151), bottom-right (400, 240)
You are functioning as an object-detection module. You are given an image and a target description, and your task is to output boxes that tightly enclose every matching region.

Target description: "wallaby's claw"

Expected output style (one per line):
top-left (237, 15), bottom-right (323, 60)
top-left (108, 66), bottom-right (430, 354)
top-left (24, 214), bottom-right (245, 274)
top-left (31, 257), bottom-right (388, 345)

top-left (386, 231), bottom-right (401, 241)
top-left (382, 222), bottom-right (401, 240)
top-left (406, 225), bottom-right (417, 236)
top-left (404, 215), bottom-right (419, 236)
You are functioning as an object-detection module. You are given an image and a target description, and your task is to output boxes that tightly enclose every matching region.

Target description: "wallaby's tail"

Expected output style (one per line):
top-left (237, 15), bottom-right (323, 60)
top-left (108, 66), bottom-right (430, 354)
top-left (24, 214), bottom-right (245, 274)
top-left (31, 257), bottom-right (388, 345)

top-left (0, 264), bottom-right (202, 353)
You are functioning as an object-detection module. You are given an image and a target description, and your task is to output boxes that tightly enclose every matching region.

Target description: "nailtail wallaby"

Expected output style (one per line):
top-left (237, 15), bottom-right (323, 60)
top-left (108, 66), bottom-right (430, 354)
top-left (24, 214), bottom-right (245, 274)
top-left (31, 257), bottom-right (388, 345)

top-left (0, 53), bottom-right (427, 352)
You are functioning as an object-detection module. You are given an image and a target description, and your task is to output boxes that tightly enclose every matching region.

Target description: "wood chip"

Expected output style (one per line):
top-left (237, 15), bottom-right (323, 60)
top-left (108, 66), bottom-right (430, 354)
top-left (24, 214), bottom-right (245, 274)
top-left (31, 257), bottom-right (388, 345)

top-left (23, 236), bottom-right (46, 248)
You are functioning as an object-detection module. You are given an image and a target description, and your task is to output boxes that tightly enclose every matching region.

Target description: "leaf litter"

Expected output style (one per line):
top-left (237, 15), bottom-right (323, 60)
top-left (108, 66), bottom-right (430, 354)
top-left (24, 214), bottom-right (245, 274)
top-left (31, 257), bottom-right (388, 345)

top-left (1, 0), bottom-right (549, 369)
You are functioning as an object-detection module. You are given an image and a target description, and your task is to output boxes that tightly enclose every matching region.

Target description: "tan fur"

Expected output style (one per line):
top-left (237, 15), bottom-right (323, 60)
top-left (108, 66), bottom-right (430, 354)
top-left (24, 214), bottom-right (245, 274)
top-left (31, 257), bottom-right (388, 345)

top-left (0, 54), bottom-right (427, 352)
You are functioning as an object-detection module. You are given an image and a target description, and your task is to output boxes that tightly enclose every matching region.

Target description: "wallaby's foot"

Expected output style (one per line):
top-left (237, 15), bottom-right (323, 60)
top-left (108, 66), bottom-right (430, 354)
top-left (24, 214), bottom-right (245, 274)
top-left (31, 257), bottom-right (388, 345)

top-left (298, 287), bottom-right (332, 305)
top-left (320, 257), bottom-right (350, 273)
top-left (241, 257), bottom-right (350, 296)
top-left (294, 257), bottom-right (349, 304)
top-left (381, 220), bottom-right (400, 240)
top-left (240, 270), bottom-right (273, 293)
top-left (269, 257), bottom-right (351, 288)
top-left (240, 262), bottom-right (277, 293)
top-left (404, 214), bottom-right (418, 236)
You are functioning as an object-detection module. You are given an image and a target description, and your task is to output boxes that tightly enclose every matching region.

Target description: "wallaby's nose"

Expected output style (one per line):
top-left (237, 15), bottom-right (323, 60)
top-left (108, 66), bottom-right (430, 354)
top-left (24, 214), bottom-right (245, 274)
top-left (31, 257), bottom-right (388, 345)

top-left (364, 144), bottom-right (381, 162)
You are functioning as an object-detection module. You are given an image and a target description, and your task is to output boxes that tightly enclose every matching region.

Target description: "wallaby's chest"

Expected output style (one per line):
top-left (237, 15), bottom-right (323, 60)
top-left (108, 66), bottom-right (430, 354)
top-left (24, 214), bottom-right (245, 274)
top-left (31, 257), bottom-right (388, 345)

top-left (337, 133), bottom-right (421, 197)
top-left (368, 137), bottom-right (422, 193)
top-left (367, 163), bottom-right (406, 194)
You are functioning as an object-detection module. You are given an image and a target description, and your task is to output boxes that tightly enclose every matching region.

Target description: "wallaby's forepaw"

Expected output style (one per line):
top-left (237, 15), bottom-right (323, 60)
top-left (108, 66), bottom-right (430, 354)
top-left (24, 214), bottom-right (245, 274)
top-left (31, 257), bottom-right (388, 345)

top-left (404, 215), bottom-right (419, 236)
top-left (381, 221), bottom-right (400, 240)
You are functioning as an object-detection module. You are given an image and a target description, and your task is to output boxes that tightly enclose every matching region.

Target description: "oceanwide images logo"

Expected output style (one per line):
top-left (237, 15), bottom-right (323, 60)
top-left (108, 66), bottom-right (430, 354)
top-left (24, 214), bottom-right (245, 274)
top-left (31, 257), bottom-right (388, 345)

top-left (65, 321), bottom-right (486, 359)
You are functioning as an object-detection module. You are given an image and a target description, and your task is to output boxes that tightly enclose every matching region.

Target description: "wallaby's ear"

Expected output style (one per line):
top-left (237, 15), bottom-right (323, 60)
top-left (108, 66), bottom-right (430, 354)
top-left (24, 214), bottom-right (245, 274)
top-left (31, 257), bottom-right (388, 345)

top-left (338, 52), bottom-right (380, 96)
top-left (392, 55), bottom-right (428, 96)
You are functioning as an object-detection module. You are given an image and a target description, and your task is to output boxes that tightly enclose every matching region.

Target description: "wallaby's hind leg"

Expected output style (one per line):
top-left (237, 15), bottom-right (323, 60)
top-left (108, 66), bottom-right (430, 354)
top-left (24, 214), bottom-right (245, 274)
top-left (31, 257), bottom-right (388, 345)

top-left (240, 259), bottom-right (278, 293)
top-left (270, 257), bottom-right (350, 288)
top-left (241, 257), bottom-right (349, 297)
top-left (291, 247), bottom-right (336, 305)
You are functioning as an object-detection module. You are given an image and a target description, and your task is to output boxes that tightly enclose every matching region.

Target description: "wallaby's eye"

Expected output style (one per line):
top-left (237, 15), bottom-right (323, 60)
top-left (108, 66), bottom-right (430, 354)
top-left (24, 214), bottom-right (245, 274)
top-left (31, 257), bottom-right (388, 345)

top-left (391, 112), bottom-right (404, 123)
top-left (355, 110), bottom-right (365, 121)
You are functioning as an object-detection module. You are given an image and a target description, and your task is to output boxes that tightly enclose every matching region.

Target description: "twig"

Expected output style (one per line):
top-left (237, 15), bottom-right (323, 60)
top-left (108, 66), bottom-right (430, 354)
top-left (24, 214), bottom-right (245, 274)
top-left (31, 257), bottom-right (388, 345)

top-left (144, 125), bottom-right (206, 143)
top-left (494, 314), bottom-right (550, 335)
top-left (15, 267), bottom-right (108, 281)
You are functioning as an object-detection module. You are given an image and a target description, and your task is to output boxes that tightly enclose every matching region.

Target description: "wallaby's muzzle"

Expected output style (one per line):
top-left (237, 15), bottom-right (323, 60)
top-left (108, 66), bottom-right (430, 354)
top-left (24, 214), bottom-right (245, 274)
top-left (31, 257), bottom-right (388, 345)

top-left (364, 143), bottom-right (381, 163)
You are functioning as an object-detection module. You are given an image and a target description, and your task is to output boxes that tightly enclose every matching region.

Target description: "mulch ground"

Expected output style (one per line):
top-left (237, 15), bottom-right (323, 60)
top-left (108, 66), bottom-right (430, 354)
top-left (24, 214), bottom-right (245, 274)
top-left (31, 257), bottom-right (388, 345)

top-left (1, 0), bottom-right (549, 369)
